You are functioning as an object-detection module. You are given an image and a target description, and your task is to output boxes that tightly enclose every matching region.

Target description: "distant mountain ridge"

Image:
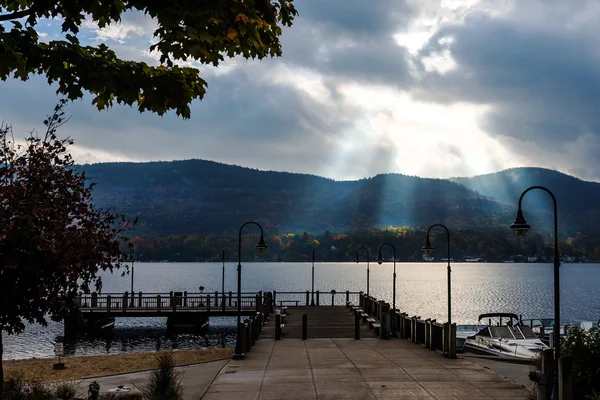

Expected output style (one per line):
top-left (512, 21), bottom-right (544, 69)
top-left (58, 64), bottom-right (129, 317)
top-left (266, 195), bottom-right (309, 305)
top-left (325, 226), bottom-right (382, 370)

top-left (78, 160), bottom-right (600, 236)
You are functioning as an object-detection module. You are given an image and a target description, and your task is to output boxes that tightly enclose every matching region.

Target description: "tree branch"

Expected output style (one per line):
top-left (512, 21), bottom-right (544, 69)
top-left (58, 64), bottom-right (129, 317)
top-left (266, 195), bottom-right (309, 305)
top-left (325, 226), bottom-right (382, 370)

top-left (0, 8), bottom-right (32, 22)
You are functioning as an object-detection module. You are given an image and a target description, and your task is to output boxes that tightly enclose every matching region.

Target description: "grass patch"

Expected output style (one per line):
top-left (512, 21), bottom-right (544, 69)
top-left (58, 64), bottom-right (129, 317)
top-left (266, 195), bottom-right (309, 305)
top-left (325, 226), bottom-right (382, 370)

top-left (3, 348), bottom-right (232, 383)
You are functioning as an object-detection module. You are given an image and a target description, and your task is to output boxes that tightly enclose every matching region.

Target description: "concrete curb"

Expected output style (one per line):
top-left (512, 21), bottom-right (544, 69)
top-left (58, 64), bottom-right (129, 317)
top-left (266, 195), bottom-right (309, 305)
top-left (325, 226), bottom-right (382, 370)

top-left (59, 357), bottom-right (231, 383)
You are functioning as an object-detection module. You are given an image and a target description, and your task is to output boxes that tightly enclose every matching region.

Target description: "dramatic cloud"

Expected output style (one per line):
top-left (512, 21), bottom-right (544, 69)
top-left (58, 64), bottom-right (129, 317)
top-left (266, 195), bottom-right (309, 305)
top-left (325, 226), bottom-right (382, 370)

top-left (1, 0), bottom-right (600, 180)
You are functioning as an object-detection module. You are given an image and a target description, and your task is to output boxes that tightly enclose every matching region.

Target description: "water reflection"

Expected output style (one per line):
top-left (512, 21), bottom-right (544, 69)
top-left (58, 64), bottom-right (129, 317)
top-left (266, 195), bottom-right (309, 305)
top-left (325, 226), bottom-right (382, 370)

top-left (4, 262), bottom-right (600, 359)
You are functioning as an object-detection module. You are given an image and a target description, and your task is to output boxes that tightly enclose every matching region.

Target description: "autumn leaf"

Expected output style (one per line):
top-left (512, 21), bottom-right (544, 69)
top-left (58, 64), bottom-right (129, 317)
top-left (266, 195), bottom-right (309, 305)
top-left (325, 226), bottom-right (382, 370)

top-left (227, 28), bottom-right (238, 40)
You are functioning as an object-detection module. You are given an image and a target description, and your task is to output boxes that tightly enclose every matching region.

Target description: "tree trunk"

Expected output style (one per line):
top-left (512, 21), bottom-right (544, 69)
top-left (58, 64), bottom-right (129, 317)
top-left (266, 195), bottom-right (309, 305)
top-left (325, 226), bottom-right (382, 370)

top-left (0, 331), bottom-right (4, 400)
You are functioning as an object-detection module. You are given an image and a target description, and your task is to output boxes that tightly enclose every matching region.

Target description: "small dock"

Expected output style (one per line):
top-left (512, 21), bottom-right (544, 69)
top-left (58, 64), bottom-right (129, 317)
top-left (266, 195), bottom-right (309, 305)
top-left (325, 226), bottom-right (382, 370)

top-left (262, 306), bottom-right (378, 339)
top-left (66, 291), bottom-right (267, 337)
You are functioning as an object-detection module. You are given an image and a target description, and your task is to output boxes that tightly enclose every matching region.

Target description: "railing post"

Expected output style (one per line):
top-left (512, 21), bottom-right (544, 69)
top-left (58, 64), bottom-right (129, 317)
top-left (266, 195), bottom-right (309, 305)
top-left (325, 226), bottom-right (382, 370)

top-left (380, 303), bottom-right (390, 339)
top-left (172, 294), bottom-right (177, 312)
top-left (214, 291), bottom-right (219, 307)
top-left (91, 292), bottom-right (98, 308)
top-left (169, 291), bottom-right (173, 306)
top-left (316, 290), bottom-right (320, 306)
top-left (244, 319), bottom-right (251, 352)
top-left (207, 294), bottom-right (211, 312)
top-left (412, 316), bottom-right (417, 343)
top-left (107, 295), bottom-right (112, 313)
top-left (123, 292), bottom-right (128, 311)
top-left (442, 322), bottom-right (450, 356)
top-left (302, 314), bottom-right (308, 340)
top-left (184, 291), bottom-right (188, 307)
top-left (559, 355), bottom-right (574, 400)
top-left (355, 314), bottom-right (361, 340)
top-left (429, 319), bottom-right (436, 350)
top-left (273, 290), bottom-right (277, 307)
top-left (346, 290), bottom-right (349, 304)
top-left (275, 313), bottom-right (281, 340)
top-left (229, 291), bottom-right (233, 307)
top-left (157, 295), bottom-right (161, 311)
top-left (222, 292), bottom-right (226, 311)
top-left (138, 292), bottom-right (142, 308)
top-left (425, 318), bottom-right (431, 348)
top-left (255, 295), bottom-right (260, 312)
top-left (306, 291), bottom-right (309, 306)
top-left (449, 323), bottom-right (457, 359)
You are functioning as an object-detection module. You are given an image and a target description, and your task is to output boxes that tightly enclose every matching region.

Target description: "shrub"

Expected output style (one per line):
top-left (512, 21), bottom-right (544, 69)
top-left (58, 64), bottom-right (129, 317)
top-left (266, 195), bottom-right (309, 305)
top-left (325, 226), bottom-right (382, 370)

top-left (52, 380), bottom-right (81, 400)
top-left (562, 326), bottom-right (600, 398)
top-left (141, 352), bottom-right (183, 400)
top-left (2, 375), bottom-right (53, 400)
top-left (87, 381), bottom-right (100, 400)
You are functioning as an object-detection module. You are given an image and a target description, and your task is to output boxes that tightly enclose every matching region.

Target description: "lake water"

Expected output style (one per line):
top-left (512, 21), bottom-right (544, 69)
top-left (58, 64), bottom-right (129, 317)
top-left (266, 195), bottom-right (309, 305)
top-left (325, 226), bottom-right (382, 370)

top-left (3, 262), bottom-right (599, 360)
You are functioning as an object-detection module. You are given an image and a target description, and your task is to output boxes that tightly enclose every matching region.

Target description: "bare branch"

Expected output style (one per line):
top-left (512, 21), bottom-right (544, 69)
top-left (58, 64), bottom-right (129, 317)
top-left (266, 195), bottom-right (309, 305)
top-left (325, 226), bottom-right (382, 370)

top-left (0, 8), bottom-right (32, 22)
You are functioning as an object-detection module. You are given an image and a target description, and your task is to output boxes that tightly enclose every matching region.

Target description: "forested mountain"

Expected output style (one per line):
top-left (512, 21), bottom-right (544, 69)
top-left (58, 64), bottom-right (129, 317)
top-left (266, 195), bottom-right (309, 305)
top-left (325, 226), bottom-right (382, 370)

top-left (452, 167), bottom-right (600, 232)
top-left (76, 160), bottom-right (600, 262)
top-left (79, 159), bottom-right (507, 237)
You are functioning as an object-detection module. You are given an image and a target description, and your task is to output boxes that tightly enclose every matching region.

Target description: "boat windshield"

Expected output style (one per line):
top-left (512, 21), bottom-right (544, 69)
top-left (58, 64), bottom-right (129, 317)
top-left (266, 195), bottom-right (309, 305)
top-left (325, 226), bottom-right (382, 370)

top-left (489, 326), bottom-right (512, 338)
top-left (516, 325), bottom-right (538, 339)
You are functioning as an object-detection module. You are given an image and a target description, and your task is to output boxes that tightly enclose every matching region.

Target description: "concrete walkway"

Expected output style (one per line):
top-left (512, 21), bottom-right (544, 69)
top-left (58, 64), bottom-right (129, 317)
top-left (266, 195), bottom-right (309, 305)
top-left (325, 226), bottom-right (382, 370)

top-left (202, 339), bottom-right (533, 400)
top-left (76, 359), bottom-right (228, 399)
top-left (465, 356), bottom-right (535, 390)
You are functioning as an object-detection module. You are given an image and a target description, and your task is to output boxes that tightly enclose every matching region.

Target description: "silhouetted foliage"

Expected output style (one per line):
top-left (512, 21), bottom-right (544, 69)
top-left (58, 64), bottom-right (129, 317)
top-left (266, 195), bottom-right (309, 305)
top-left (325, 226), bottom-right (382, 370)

top-left (0, 103), bottom-right (136, 397)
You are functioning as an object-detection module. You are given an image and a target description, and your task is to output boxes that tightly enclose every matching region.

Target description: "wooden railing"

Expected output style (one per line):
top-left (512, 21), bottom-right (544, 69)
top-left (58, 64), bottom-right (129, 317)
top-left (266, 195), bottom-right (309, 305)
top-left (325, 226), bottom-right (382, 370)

top-left (273, 291), bottom-right (362, 307)
top-left (76, 291), bottom-right (264, 312)
top-left (355, 293), bottom-right (457, 358)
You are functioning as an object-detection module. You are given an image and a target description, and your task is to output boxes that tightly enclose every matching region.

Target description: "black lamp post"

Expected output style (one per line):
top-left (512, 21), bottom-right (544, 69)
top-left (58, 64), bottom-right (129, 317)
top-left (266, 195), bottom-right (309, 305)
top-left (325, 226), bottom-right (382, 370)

top-left (310, 249), bottom-right (316, 306)
top-left (233, 221), bottom-right (267, 360)
top-left (422, 224), bottom-right (452, 357)
top-left (377, 243), bottom-right (397, 336)
top-left (221, 249), bottom-right (226, 297)
top-left (355, 247), bottom-right (370, 297)
top-left (129, 248), bottom-right (135, 307)
top-left (510, 186), bottom-right (560, 399)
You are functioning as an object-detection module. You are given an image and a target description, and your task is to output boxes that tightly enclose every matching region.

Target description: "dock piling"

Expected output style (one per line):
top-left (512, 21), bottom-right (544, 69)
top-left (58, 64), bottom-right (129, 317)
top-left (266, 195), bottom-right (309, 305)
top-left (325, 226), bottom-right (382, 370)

top-left (275, 313), bottom-right (281, 340)
top-left (302, 314), bottom-right (308, 340)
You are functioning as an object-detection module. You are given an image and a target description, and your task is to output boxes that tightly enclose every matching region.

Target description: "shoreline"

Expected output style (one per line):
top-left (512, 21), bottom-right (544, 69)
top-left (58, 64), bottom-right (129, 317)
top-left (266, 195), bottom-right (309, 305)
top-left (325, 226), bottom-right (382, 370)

top-left (2, 348), bottom-right (233, 383)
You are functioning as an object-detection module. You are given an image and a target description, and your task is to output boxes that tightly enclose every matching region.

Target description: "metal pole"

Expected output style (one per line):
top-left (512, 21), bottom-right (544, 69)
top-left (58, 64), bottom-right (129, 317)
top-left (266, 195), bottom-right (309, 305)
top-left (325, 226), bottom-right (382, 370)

top-left (234, 228), bottom-right (244, 359)
top-left (392, 252), bottom-right (396, 336)
top-left (367, 257), bottom-right (370, 297)
top-left (377, 243), bottom-right (397, 336)
top-left (233, 221), bottom-right (265, 360)
top-left (425, 224), bottom-right (452, 331)
top-left (130, 249), bottom-right (135, 307)
top-left (515, 186), bottom-right (560, 400)
top-left (356, 247), bottom-right (370, 298)
top-left (446, 229), bottom-right (452, 357)
top-left (310, 249), bottom-right (315, 306)
top-left (552, 196), bottom-right (560, 400)
top-left (222, 249), bottom-right (225, 297)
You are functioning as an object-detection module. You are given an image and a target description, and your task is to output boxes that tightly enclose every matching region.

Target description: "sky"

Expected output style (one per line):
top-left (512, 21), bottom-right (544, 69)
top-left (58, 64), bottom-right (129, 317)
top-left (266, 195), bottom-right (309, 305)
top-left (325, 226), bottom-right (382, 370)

top-left (1, 0), bottom-right (600, 181)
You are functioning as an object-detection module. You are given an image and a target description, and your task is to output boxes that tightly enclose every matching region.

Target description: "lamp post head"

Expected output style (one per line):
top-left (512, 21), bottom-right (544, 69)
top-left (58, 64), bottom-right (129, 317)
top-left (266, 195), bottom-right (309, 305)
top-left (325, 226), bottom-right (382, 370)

top-left (355, 254), bottom-right (360, 263)
top-left (422, 237), bottom-right (434, 255)
top-left (510, 209), bottom-right (531, 238)
top-left (377, 252), bottom-right (383, 265)
top-left (199, 286), bottom-right (204, 293)
top-left (256, 236), bottom-right (268, 253)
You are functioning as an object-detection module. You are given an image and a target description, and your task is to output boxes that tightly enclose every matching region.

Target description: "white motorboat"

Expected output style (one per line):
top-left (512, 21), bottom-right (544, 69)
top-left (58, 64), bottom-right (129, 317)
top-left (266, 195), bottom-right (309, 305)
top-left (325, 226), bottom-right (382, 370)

top-left (463, 313), bottom-right (549, 359)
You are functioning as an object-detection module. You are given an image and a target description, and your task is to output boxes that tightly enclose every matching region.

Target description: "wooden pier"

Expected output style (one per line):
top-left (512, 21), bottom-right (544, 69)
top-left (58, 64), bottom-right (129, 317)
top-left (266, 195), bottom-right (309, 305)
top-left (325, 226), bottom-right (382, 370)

top-left (66, 291), bottom-right (273, 337)
top-left (262, 306), bottom-right (379, 339)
